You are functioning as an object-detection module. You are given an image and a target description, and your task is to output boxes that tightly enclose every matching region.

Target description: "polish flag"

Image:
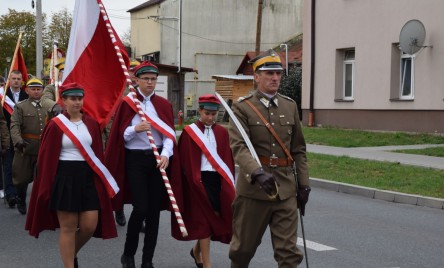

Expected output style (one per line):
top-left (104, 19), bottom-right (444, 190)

top-left (63, 0), bottom-right (129, 128)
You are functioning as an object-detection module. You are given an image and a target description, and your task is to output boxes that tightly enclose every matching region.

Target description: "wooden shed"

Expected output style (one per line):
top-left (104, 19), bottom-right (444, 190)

top-left (212, 75), bottom-right (254, 102)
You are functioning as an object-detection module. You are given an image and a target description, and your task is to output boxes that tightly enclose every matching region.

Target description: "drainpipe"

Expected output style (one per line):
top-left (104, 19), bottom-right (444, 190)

top-left (177, 0), bottom-right (182, 73)
top-left (308, 0), bottom-right (316, 127)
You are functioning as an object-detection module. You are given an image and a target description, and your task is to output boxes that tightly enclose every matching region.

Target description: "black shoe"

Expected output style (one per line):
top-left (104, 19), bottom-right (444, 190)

top-left (6, 195), bottom-right (17, 208)
top-left (115, 210), bottom-right (126, 226)
top-left (190, 249), bottom-right (203, 268)
top-left (17, 199), bottom-right (26, 215)
top-left (121, 254), bottom-right (135, 268)
top-left (141, 261), bottom-right (154, 268)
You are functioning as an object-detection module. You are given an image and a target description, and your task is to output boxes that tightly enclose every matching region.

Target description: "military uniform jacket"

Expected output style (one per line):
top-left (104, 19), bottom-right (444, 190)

top-left (0, 108), bottom-right (10, 151)
top-left (228, 90), bottom-right (309, 201)
top-left (40, 84), bottom-right (57, 112)
top-left (10, 99), bottom-right (46, 155)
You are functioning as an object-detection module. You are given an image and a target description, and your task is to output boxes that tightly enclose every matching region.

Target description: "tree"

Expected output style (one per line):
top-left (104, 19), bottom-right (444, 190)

top-left (0, 9), bottom-right (46, 76)
top-left (46, 8), bottom-right (72, 53)
top-left (120, 27), bottom-right (131, 47)
top-left (278, 65), bottom-right (302, 119)
top-left (0, 8), bottom-right (72, 78)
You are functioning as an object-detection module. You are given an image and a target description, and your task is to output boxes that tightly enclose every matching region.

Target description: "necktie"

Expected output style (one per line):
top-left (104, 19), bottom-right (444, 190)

top-left (205, 126), bottom-right (211, 139)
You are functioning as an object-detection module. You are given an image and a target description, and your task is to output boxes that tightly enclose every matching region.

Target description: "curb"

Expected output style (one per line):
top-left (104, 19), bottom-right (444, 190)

top-left (310, 177), bottom-right (444, 210)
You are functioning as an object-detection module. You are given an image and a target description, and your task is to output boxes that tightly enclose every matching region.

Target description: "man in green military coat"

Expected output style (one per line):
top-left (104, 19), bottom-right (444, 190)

top-left (228, 49), bottom-right (311, 268)
top-left (41, 61), bottom-right (64, 116)
top-left (10, 78), bottom-right (47, 215)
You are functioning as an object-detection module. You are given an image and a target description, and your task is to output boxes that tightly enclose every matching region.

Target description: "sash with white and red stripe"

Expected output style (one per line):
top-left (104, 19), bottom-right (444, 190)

top-left (0, 90), bottom-right (15, 115)
top-left (53, 114), bottom-right (119, 198)
top-left (124, 94), bottom-right (176, 143)
top-left (185, 123), bottom-right (235, 187)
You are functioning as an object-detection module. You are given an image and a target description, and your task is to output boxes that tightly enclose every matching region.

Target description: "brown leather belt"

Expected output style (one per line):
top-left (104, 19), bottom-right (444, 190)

top-left (259, 155), bottom-right (292, 167)
top-left (21, 133), bottom-right (41, 140)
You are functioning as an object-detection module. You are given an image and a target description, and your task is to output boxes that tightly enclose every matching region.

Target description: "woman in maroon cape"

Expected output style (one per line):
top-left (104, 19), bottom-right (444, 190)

top-left (178, 94), bottom-right (235, 268)
top-left (25, 83), bottom-right (117, 268)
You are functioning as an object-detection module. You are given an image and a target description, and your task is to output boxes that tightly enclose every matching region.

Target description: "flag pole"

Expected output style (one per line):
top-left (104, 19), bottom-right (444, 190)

top-left (2, 32), bottom-right (23, 107)
top-left (97, 0), bottom-right (188, 237)
top-left (52, 40), bottom-right (60, 102)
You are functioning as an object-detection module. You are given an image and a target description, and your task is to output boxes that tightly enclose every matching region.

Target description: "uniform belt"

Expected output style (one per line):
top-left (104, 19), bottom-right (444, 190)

top-left (259, 155), bottom-right (292, 167)
top-left (21, 133), bottom-right (41, 140)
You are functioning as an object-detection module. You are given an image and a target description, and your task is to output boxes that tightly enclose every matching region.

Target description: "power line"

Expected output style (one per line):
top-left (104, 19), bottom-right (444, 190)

top-left (146, 17), bottom-right (284, 46)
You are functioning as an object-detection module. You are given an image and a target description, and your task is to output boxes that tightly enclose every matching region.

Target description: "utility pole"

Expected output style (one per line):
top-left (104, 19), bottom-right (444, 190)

top-left (35, 0), bottom-right (43, 79)
top-left (255, 0), bottom-right (263, 56)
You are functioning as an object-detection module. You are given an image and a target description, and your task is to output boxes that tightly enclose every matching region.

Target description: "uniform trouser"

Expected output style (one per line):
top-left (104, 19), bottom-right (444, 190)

top-left (229, 195), bottom-right (303, 268)
top-left (2, 147), bottom-right (16, 197)
top-left (123, 150), bottom-right (166, 264)
top-left (12, 152), bottom-right (37, 203)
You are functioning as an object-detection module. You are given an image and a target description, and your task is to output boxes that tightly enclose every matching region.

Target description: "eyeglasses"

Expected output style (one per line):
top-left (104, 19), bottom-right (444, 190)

top-left (139, 77), bottom-right (158, 82)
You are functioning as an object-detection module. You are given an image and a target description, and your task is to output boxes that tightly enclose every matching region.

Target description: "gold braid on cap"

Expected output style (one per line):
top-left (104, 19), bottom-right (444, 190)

top-left (252, 55), bottom-right (282, 72)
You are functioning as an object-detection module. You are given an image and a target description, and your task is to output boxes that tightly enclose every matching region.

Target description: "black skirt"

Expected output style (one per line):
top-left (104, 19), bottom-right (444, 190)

top-left (201, 171), bottom-right (221, 212)
top-left (49, 160), bottom-right (100, 212)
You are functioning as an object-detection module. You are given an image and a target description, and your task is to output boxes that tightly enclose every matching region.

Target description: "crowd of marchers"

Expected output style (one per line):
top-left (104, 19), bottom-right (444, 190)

top-left (0, 49), bottom-right (310, 268)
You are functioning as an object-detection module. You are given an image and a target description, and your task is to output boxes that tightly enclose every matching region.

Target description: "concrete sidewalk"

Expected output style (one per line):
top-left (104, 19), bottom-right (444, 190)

top-left (307, 144), bottom-right (444, 209)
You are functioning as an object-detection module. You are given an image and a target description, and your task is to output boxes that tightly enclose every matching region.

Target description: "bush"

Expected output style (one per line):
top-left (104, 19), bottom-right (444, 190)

top-left (278, 65), bottom-right (302, 118)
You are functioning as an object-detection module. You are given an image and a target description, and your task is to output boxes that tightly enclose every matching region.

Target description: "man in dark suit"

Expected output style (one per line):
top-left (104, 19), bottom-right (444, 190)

top-left (2, 70), bottom-right (29, 208)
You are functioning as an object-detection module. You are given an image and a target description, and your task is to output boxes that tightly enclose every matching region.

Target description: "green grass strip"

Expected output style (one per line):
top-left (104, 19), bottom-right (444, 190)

top-left (308, 152), bottom-right (444, 198)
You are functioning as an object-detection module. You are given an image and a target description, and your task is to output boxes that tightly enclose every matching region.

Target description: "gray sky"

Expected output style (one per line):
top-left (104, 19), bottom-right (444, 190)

top-left (0, 0), bottom-right (147, 36)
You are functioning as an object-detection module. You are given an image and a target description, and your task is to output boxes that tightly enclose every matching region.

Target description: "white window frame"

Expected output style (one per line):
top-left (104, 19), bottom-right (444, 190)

top-left (343, 51), bottom-right (355, 100)
top-left (400, 53), bottom-right (415, 99)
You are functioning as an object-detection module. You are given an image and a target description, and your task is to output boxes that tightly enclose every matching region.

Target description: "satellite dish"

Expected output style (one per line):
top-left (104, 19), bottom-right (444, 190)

top-left (399, 19), bottom-right (426, 55)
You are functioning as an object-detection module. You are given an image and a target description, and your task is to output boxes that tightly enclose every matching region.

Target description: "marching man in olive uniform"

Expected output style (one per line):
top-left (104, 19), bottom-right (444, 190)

top-left (10, 78), bottom-right (47, 214)
top-left (228, 49), bottom-right (311, 268)
top-left (41, 61), bottom-right (64, 117)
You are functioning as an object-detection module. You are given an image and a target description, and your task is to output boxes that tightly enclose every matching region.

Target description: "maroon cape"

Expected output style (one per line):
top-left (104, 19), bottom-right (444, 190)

top-left (177, 121), bottom-right (235, 243)
top-left (25, 112), bottom-right (117, 239)
top-left (104, 92), bottom-right (184, 239)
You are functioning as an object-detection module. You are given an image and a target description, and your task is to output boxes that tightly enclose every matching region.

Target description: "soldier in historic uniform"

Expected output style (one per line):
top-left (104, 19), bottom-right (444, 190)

top-left (10, 78), bottom-right (47, 214)
top-left (228, 49), bottom-right (311, 268)
top-left (41, 61), bottom-right (64, 117)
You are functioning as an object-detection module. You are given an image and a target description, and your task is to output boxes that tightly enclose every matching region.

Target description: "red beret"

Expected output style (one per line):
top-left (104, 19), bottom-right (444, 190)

top-left (59, 82), bottom-right (85, 97)
top-left (133, 61), bottom-right (158, 77)
top-left (198, 94), bottom-right (221, 111)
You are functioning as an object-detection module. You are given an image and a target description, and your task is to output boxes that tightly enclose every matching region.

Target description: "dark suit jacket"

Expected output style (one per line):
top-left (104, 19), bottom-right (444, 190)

top-left (4, 87), bottom-right (29, 128)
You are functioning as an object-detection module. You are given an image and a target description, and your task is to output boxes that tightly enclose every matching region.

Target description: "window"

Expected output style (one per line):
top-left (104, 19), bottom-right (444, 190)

top-left (400, 53), bottom-right (414, 99)
top-left (343, 50), bottom-right (355, 100)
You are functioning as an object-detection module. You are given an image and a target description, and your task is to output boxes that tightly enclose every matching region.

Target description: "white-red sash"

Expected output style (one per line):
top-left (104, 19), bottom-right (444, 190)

top-left (124, 94), bottom-right (176, 143)
top-left (0, 89), bottom-right (15, 115)
top-left (53, 114), bottom-right (119, 198)
top-left (185, 123), bottom-right (235, 187)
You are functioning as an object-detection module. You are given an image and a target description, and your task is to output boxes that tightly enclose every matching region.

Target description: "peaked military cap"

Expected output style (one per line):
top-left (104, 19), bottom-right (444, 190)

top-left (248, 49), bottom-right (283, 72)
top-left (26, 78), bottom-right (44, 87)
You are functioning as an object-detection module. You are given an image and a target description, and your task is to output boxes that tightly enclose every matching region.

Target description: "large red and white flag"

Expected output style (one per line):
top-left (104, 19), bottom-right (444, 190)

top-left (1, 33), bottom-right (28, 114)
top-left (63, 0), bottom-right (129, 128)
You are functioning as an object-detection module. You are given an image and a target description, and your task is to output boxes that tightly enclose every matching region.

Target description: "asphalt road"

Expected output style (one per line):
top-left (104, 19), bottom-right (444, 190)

top-left (1, 187), bottom-right (443, 267)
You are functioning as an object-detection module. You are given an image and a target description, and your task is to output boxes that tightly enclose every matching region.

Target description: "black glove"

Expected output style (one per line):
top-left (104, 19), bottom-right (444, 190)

top-left (51, 104), bottom-right (63, 115)
top-left (251, 167), bottom-right (278, 196)
top-left (15, 140), bottom-right (29, 153)
top-left (297, 186), bottom-right (311, 216)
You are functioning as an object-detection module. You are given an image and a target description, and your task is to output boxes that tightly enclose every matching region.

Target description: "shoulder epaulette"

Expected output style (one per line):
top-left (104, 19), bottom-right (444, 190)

top-left (17, 99), bottom-right (28, 105)
top-left (277, 93), bottom-right (295, 102)
top-left (237, 94), bottom-right (253, 102)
